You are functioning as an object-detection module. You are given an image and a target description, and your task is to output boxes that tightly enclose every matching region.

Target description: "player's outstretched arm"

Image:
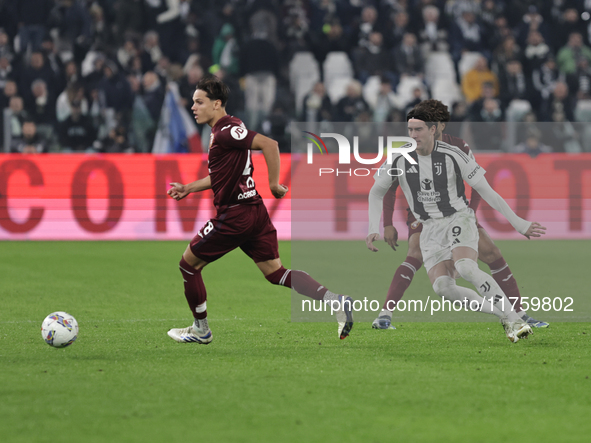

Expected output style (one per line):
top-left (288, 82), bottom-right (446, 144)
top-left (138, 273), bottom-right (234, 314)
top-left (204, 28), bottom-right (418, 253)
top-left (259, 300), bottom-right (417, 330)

top-left (472, 177), bottom-right (547, 238)
top-left (251, 133), bottom-right (288, 199)
top-left (167, 176), bottom-right (211, 201)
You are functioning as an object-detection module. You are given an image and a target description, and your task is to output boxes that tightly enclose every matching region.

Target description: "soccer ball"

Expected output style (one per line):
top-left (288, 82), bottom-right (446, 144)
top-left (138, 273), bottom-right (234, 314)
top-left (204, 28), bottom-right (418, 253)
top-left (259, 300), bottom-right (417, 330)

top-left (41, 312), bottom-right (79, 348)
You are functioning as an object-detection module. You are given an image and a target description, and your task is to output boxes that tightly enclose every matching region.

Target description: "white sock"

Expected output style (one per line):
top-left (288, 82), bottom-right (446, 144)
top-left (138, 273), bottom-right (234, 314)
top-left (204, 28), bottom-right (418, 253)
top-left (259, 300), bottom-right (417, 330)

top-left (433, 276), bottom-right (503, 318)
top-left (454, 258), bottom-right (520, 321)
top-left (379, 309), bottom-right (393, 318)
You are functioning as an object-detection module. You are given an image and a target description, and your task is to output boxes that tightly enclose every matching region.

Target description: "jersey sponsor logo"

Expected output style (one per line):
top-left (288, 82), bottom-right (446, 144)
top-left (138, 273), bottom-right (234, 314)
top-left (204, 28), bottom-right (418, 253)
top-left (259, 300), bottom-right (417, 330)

top-left (421, 179), bottom-right (433, 190)
top-left (467, 165), bottom-right (481, 179)
top-left (434, 162), bottom-right (443, 176)
top-left (246, 177), bottom-right (255, 188)
top-left (237, 189), bottom-right (257, 200)
top-left (231, 126), bottom-right (248, 140)
top-left (417, 191), bottom-right (441, 203)
top-left (407, 165), bottom-right (418, 173)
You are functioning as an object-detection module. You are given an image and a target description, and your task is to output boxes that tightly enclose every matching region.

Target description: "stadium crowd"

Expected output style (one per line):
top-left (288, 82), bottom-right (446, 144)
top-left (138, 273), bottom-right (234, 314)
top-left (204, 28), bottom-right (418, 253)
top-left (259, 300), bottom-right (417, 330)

top-left (1, 0), bottom-right (591, 154)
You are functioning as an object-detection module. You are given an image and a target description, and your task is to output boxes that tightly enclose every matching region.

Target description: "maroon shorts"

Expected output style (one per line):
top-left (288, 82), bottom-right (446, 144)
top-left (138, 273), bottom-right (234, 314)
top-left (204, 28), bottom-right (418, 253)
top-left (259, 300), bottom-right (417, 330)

top-left (190, 203), bottom-right (279, 263)
top-left (406, 208), bottom-right (484, 238)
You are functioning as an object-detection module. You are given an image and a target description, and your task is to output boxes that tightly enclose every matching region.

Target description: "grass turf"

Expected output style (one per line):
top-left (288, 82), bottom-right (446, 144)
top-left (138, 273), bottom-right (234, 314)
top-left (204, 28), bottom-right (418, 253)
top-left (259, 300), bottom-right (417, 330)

top-left (1, 240), bottom-right (590, 443)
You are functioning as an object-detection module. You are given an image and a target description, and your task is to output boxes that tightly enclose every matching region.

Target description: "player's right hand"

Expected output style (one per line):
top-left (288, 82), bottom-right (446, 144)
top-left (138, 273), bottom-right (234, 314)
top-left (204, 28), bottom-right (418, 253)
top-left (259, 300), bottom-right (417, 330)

top-left (384, 226), bottom-right (399, 251)
top-left (524, 221), bottom-right (547, 239)
top-left (271, 184), bottom-right (288, 199)
top-left (168, 182), bottom-right (189, 201)
top-left (366, 233), bottom-right (380, 252)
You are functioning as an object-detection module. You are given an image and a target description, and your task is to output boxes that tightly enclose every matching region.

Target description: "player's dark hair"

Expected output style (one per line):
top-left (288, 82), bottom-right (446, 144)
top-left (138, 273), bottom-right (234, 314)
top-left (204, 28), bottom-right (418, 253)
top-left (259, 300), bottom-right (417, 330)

top-left (411, 99), bottom-right (450, 122)
top-left (406, 107), bottom-right (437, 128)
top-left (196, 76), bottom-right (230, 107)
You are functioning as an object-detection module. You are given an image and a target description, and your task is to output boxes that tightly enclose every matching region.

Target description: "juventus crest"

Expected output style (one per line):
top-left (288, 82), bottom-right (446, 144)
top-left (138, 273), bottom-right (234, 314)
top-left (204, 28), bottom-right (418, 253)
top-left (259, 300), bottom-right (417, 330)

top-left (434, 162), bottom-right (443, 176)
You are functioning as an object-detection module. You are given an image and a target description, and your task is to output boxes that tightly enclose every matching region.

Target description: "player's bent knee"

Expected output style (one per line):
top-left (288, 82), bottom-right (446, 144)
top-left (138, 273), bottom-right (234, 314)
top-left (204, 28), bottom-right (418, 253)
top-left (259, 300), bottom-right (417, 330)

top-left (432, 275), bottom-right (456, 299)
top-left (407, 247), bottom-right (423, 262)
top-left (479, 246), bottom-right (502, 265)
top-left (454, 258), bottom-right (479, 281)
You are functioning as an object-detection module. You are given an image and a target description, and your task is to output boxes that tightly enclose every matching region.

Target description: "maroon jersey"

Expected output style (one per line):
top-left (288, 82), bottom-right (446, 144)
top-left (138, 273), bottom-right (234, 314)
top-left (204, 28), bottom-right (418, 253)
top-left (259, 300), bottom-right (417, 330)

top-left (383, 133), bottom-right (481, 227)
top-left (208, 115), bottom-right (262, 211)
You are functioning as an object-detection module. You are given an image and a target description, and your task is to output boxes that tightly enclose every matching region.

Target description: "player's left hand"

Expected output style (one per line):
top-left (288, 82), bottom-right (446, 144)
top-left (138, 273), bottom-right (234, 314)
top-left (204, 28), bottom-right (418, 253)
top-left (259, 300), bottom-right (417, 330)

top-left (271, 184), bottom-right (288, 199)
top-left (524, 221), bottom-right (547, 239)
top-left (168, 182), bottom-right (189, 201)
top-left (366, 233), bottom-right (380, 252)
top-left (384, 226), bottom-right (399, 251)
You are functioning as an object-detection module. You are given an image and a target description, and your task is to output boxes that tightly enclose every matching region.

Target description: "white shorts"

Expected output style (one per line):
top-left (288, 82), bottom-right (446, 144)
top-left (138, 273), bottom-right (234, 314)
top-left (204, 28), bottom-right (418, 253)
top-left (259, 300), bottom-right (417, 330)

top-left (420, 208), bottom-right (479, 272)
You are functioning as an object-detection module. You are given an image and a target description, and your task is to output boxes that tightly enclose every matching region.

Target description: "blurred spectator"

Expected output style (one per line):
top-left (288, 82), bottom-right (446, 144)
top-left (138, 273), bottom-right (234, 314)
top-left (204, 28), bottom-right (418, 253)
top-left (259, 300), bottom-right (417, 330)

top-left (27, 79), bottom-right (56, 128)
top-left (531, 56), bottom-right (563, 109)
top-left (178, 65), bottom-right (204, 115)
top-left (572, 58), bottom-right (591, 100)
top-left (354, 6), bottom-right (382, 51)
top-left (450, 10), bottom-right (488, 63)
top-left (0, 55), bottom-right (13, 90)
top-left (515, 130), bottom-right (552, 157)
top-left (140, 31), bottom-right (164, 72)
top-left (141, 71), bottom-right (165, 122)
top-left (117, 37), bottom-right (140, 72)
top-left (56, 82), bottom-right (88, 122)
top-left (354, 32), bottom-right (394, 83)
top-left (310, 19), bottom-right (349, 64)
top-left (40, 36), bottom-right (64, 80)
top-left (144, 0), bottom-right (186, 63)
top-left (62, 60), bottom-right (81, 86)
top-left (557, 32), bottom-right (591, 75)
top-left (241, 31), bottom-right (279, 131)
top-left (97, 125), bottom-right (133, 153)
top-left (554, 8), bottom-right (588, 51)
top-left (0, 79), bottom-right (17, 110)
top-left (372, 77), bottom-right (403, 123)
top-left (58, 101), bottom-right (97, 152)
top-left (468, 81), bottom-right (498, 120)
top-left (515, 5), bottom-right (550, 48)
top-left (539, 81), bottom-right (575, 122)
top-left (52, 0), bottom-right (92, 63)
top-left (7, 96), bottom-right (31, 140)
top-left (389, 11), bottom-right (410, 49)
top-left (461, 55), bottom-right (499, 103)
top-left (418, 6), bottom-right (448, 54)
top-left (499, 60), bottom-right (530, 110)
top-left (301, 82), bottom-right (332, 122)
top-left (523, 31), bottom-right (550, 75)
top-left (472, 98), bottom-right (504, 150)
top-left (393, 33), bottom-right (424, 78)
top-left (0, 28), bottom-right (13, 60)
top-left (19, 52), bottom-right (56, 104)
top-left (16, 0), bottom-right (53, 54)
top-left (97, 60), bottom-right (133, 113)
top-left (212, 24), bottom-right (239, 77)
top-left (13, 120), bottom-right (47, 153)
top-left (335, 80), bottom-right (370, 122)
top-left (488, 15), bottom-right (512, 53)
top-left (492, 35), bottom-right (522, 75)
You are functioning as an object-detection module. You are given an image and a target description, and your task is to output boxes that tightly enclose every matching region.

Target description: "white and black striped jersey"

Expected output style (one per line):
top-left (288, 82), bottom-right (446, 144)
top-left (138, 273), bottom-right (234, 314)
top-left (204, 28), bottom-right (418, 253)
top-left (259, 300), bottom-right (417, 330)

top-left (374, 140), bottom-right (486, 222)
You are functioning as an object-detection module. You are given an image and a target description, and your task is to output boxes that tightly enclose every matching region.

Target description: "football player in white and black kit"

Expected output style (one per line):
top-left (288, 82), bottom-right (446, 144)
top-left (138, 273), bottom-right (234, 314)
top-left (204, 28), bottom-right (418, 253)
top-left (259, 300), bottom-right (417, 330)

top-left (367, 106), bottom-right (546, 342)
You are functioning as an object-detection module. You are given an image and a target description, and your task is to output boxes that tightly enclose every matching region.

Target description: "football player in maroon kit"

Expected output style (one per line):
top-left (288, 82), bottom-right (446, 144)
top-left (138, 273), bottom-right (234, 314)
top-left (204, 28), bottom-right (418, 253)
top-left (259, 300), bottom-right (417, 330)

top-left (367, 99), bottom-right (549, 329)
top-left (166, 76), bottom-right (353, 343)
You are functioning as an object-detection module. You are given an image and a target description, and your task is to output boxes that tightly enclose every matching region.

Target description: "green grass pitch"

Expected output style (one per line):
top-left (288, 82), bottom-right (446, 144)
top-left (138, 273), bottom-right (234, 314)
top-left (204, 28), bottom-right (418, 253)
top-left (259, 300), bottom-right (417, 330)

top-left (1, 240), bottom-right (590, 443)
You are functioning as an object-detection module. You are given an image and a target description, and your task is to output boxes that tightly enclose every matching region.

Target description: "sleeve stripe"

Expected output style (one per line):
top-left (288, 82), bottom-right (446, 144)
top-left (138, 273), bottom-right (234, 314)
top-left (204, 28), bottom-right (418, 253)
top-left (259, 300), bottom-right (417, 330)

top-left (437, 144), bottom-right (469, 163)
